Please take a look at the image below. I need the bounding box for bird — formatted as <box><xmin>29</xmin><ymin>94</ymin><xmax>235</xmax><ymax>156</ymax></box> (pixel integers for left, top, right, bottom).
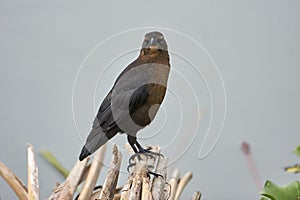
<box><xmin>79</xmin><ymin>31</ymin><xmax>170</xmax><ymax>161</ymax></box>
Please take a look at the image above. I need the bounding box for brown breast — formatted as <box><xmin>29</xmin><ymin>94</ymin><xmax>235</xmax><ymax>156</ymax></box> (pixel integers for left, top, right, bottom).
<box><xmin>131</xmin><ymin>50</ymin><xmax>170</xmax><ymax>127</ymax></box>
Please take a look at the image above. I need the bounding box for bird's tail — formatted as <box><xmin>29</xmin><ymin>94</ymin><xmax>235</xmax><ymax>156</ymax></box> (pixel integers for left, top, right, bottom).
<box><xmin>79</xmin><ymin>146</ymin><xmax>92</xmax><ymax>161</ymax></box>
<box><xmin>79</xmin><ymin>128</ymin><xmax>117</xmax><ymax>161</ymax></box>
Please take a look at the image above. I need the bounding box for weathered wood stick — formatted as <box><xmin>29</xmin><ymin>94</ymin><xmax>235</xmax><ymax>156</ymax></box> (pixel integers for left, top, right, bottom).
<box><xmin>151</xmin><ymin>157</ymin><xmax>167</xmax><ymax>200</ymax></box>
<box><xmin>78</xmin><ymin>144</ymin><xmax>106</xmax><ymax>200</ymax></box>
<box><xmin>129</xmin><ymin>171</ymin><xmax>144</xmax><ymax>200</ymax></box>
<box><xmin>191</xmin><ymin>191</ymin><xmax>201</xmax><ymax>200</ymax></box>
<box><xmin>48</xmin><ymin>158</ymin><xmax>89</xmax><ymax>200</ymax></box>
<box><xmin>141</xmin><ymin>177</ymin><xmax>151</xmax><ymax>200</ymax></box>
<box><xmin>88</xmin><ymin>186</ymin><xmax>122</xmax><ymax>200</ymax></box>
<box><xmin>168</xmin><ymin>169</ymin><xmax>180</xmax><ymax>200</ymax></box>
<box><xmin>27</xmin><ymin>143</ymin><xmax>39</xmax><ymax>200</ymax></box>
<box><xmin>124</xmin><ymin>145</ymin><xmax>164</xmax><ymax>200</ymax></box>
<box><xmin>99</xmin><ymin>145</ymin><xmax>122</xmax><ymax>200</ymax></box>
<box><xmin>78</xmin><ymin>163</ymin><xmax>91</xmax><ymax>185</ymax></box>
<box><xmin>174</xmin><ymin>172</ymin><xmax>193</xmax><ymax>200</ymax></box>
<box><xmin>0</xmin><ymin>162</ymin><xmax>28</xmax><ymax>200</ymax></box>
<box><xmin>129</xmin><ymin>155</ymin><xmax>148</xmax><ymax>200</ymax></box>
<box><xmin>120</xmin><ymin>177</ymin><xmax>133</xmax><ymax>200</ymax></box>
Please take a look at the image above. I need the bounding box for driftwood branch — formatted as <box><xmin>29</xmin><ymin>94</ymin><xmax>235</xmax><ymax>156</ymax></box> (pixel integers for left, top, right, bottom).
<box><xmin>168</xmin><ymin>169</ymin><xmax>180</xmax><ymax>200</ymax></box>
<box><xmin>48</xmin><ymin>158</ymin><xmax>89</xmax><ymax>200</ymax></box>
<box><xmin>120</xmin><ymin>176</ymin><xmax>133</xmax><ymax>200</ymax></box>
<box><xmin>191</xmin><ymin>191</ymin><xmax>202</xmax><ymax>200</ymax></box>
<box><xmin>2</xmin><ymin>143</ymin><xmax>200</xmax><ymax>200</ymax></box>
<box><xmin>78</xmin><ymin>145</ymin><xmax>107</xmax><ymax>200</ymax></box>
<box><xmin>99</xmin><ymin>145</ymin><xmax>122</xmax><ymax>200</ymax></box>
<box><xmin>151</xmin><ymin>155</ymin><xmax>168</xmax><ymax>199</ymax></box>
<box><xmin>27</xmin><ymin>143</ymin><xmax>39</xmax><ymax>200</ymax></box>
<box><xmin>141</xmin><ymin>177</ymin><xmax>150</xmax><ymax>200</ymax></box>
<box><xmin>122</xmin><ymin>145</ymin><xmax>171</xmax><ymax>200</ymax></box>
<box><xmin>174</xmin><ymin>172</ymin><xmax>193</xmax><ymax>200</ymax></box>
<box><xmin>0</xmin><ymin>162</ymin><xmax>28</xmax><ymax>200</ymax></box>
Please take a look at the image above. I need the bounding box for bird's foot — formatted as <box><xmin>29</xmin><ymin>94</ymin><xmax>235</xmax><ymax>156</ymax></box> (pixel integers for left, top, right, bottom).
<box><xmin>126</xmin><ymin>163</ymin><xmax>162</xmax><ymax>178</ymax></box>
<box><xmin>138</xmin><ymin>147</ymin><xmax>164</xmax><ymax>158</ymax></box>
<box><xmin>127</xmin><ymin>163</ymin><xmax>136</xmax><ymax>173</ymax></box>
<box><xmin>129</xmin><ymin>151</ymin><xmax>156</xmax><ymax>163</ymax></box>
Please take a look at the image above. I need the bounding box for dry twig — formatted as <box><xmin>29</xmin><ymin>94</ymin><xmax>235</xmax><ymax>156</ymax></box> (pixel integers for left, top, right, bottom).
<box><xmin>99</xmin><ymin>145</ymin><xmax>122</xmax><ymax>200</ymax></box>
<box><xmin>174</xmin><ymin>172</ymin><xmax>193</xmax><ymax>200</ymax></box>
<box><xmin>151</xmin><ymin>156</ymin><xmax>168</xmax><ymax>199</ymax></box>
<box><xmin>0</xmin><ymin>162</ymin><xmax>28</xmax><ymax>200</ymax></box>
<box><xmin>48</xmin><ymin>158</ymin><xmax>89</xmax><ymax>200</ymax></box>
<box><xmin>78</xmin><ymin>145</ymin><xmax>107</xmax><ymax>200</ymax></box>
<box><xmin>191</xmin><ymin>191</ymin><xmax>202</xmax><ymax>200</ymax></box>
<box><xmin>168</xmin><ymin>169</ymin><xmax>180</xmax><ymax>200</ymax></box>
<box><xmin>27</xmin><ymin>143</ymin><xmax>39</xmax><ymax>200</ymax></box>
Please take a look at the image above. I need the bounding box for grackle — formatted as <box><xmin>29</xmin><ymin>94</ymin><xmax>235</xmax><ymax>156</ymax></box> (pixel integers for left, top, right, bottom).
<box><xmin>79</xmin><ymin>31</ymin><xmax>170</xmax><ymax>161</ymax></box>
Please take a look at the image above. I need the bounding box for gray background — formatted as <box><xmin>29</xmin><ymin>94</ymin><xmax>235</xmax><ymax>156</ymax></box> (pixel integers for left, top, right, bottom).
<box><xmin>1</xmin><ymin>1</ymin><xmax>300</xmax><ymax>199</ymax></box>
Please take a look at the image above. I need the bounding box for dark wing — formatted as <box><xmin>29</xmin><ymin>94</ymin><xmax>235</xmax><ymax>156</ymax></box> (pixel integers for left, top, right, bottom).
<box><xmin>96</xmin><ymin>85</ymin><xmax>148</xmax><ymax>133</ymax></box>
<box><xmin>96</xmin><ymin>62</ymin><xmax>152</xmax><ymax>133</ymax></box>
<box><xmin>80</xmin><ymin>84</ymin><xmax>148</xmax><ymax>161</ymax></box>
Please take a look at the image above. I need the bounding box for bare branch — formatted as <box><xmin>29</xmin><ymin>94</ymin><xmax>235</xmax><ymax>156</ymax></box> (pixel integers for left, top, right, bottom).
<box><xmin>99</xmin><ymin>145</ymin><xmax>122</xmax><ymax>200</ymax></box>
<box><xmin>0</xmin><ymin>162</ymin><xmax>28</xmax><ymax>200</ymax></box>
<box><xmin>48</xmin><ymin>158</ymin><xmax>89</xmax><ymax>200</ymax></box>
<box><xmin>27</xmin><ymin>143</ymin><xmax>39</xmax><ymax>200</ymax></box>
<box><xmin>168</xmin><ymin>169</ymin><xmax>180</xmax><ymax>200</ymax></box>
<box><xmin>174</xmin><ymin>172</ymin><xmax>193</xmax><ymax>200</ymax></box>
<box><xmin>78</xmin><ymin>145</ymin><xmax>106</xmax><ymax>200</ymax></box>
<box><xmin>191</xmin><ymin>191</ymin><xmax>202</xmax><ymax>200</ymax></box>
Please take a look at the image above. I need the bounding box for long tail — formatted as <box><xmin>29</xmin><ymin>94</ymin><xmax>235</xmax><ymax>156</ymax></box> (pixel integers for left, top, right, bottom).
<box><xmin>79</xmin><ymin>127</ymin><xmax>117</xmax><ymax>161</ymax></box>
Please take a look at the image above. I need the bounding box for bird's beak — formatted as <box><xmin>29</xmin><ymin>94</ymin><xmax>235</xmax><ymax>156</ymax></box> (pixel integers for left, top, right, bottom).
<box><xmin>148</xmin><ymin>37</ymin><xmax>158</xmax><ymax>50</ymax></box>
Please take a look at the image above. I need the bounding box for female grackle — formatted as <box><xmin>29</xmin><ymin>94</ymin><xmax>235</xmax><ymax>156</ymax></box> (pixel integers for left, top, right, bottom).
<box><xmin>79</xmin><ymin>31</ymin><xmax>171</xmax><ymax>161</ymax></box>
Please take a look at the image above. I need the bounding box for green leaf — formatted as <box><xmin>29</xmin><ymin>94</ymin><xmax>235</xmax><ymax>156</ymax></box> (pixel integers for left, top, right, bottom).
<box><xmin>260</xmin><ymin>197</ymin><xmax>272</xmax><ymax>200</ymax></box>
<box><xmin>39</xmin><ymin>150</ymin><xmax>69</xmax><ymax>178</ymax></box>
<box><xmin>260</xmin><ymin>180</ymin><xmax>300</xmax><ymax>200</ymax></box>
<box><xmin>293</xmin><ymin>145</ymin><xmax>300</xmax><ymax>157</ymax></box>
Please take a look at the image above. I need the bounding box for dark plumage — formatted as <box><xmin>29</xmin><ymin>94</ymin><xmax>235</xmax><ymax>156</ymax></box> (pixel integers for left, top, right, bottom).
<box><xmin>79</xmin><ymin>31</ymin><xmax>170</xmax><ymax>161</ymax></box>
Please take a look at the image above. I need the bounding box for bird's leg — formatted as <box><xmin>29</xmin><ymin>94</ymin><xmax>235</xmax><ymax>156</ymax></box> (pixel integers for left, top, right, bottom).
<box><xmin>135</xmin><ymin>140</ymin><xmax>164</xmax><ymax>178</ymax></box>
<box><xmin>127</xmin><ymin>135</ymin><xmax>139</xmax><ymax>153</ymax></box>
<box><xmin>126</xmin><ymin>135</ymin><xmax>164</xmax><ymax>177</ymax></box>
<box><xmin>127</xmin><ymin>135</ymin><xmax>156</xmax><ymax>161</ymax></box>
<box><xmin>127</xmin><ymin>135</ymin><xmax>143</xmax><ymax>163</ymax></box>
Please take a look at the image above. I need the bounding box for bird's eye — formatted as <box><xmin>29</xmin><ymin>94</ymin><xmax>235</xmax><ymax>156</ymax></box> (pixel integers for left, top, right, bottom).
<box><xmin>157</xmin><ymin>38</ymin><xmax>164</xmax><ymax>44</ymax></box>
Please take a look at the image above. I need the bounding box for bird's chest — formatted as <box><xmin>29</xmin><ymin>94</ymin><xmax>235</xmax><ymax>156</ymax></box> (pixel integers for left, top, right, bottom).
<box><xmin>132</xmin><ymin>63</ymin><xmax>170</xmax><ymax>126</ymax></box>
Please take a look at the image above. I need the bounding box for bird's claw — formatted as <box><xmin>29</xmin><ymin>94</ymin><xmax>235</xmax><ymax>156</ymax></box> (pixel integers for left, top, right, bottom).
<box><xmin>129</xmin><ymin>153</ymin><xmax>143</xmax><ymax>163</ymax></box>
<box><xmin>138</xmin><ymin>148</ymin><xmax>164</xmax><ymax>158</ymax></box>
<box><xmin>147</xmin><ymin>171</ymin><xmax>163</xmax><ymax>178</ymax></box>
<box><xmin>127</xmin><ymin>163</ymin><xmax>163</xmax><ymax>178</ymax></box>
<box><xmin>129</xmin><ymin>152</ymin><xmax>156</xmax><ymax>163</ymax></box>
<box><xmin>127</xmin><ymin>163</ymin><xmax>136</xmax><ymax>173</ymax></box>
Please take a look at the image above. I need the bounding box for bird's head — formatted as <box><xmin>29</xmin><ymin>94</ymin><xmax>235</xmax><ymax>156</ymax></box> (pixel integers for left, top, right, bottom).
<box><xmin>141</xmin><ymin>31</ymin><xmax>168</xmax><ymax>54</ymax></box>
